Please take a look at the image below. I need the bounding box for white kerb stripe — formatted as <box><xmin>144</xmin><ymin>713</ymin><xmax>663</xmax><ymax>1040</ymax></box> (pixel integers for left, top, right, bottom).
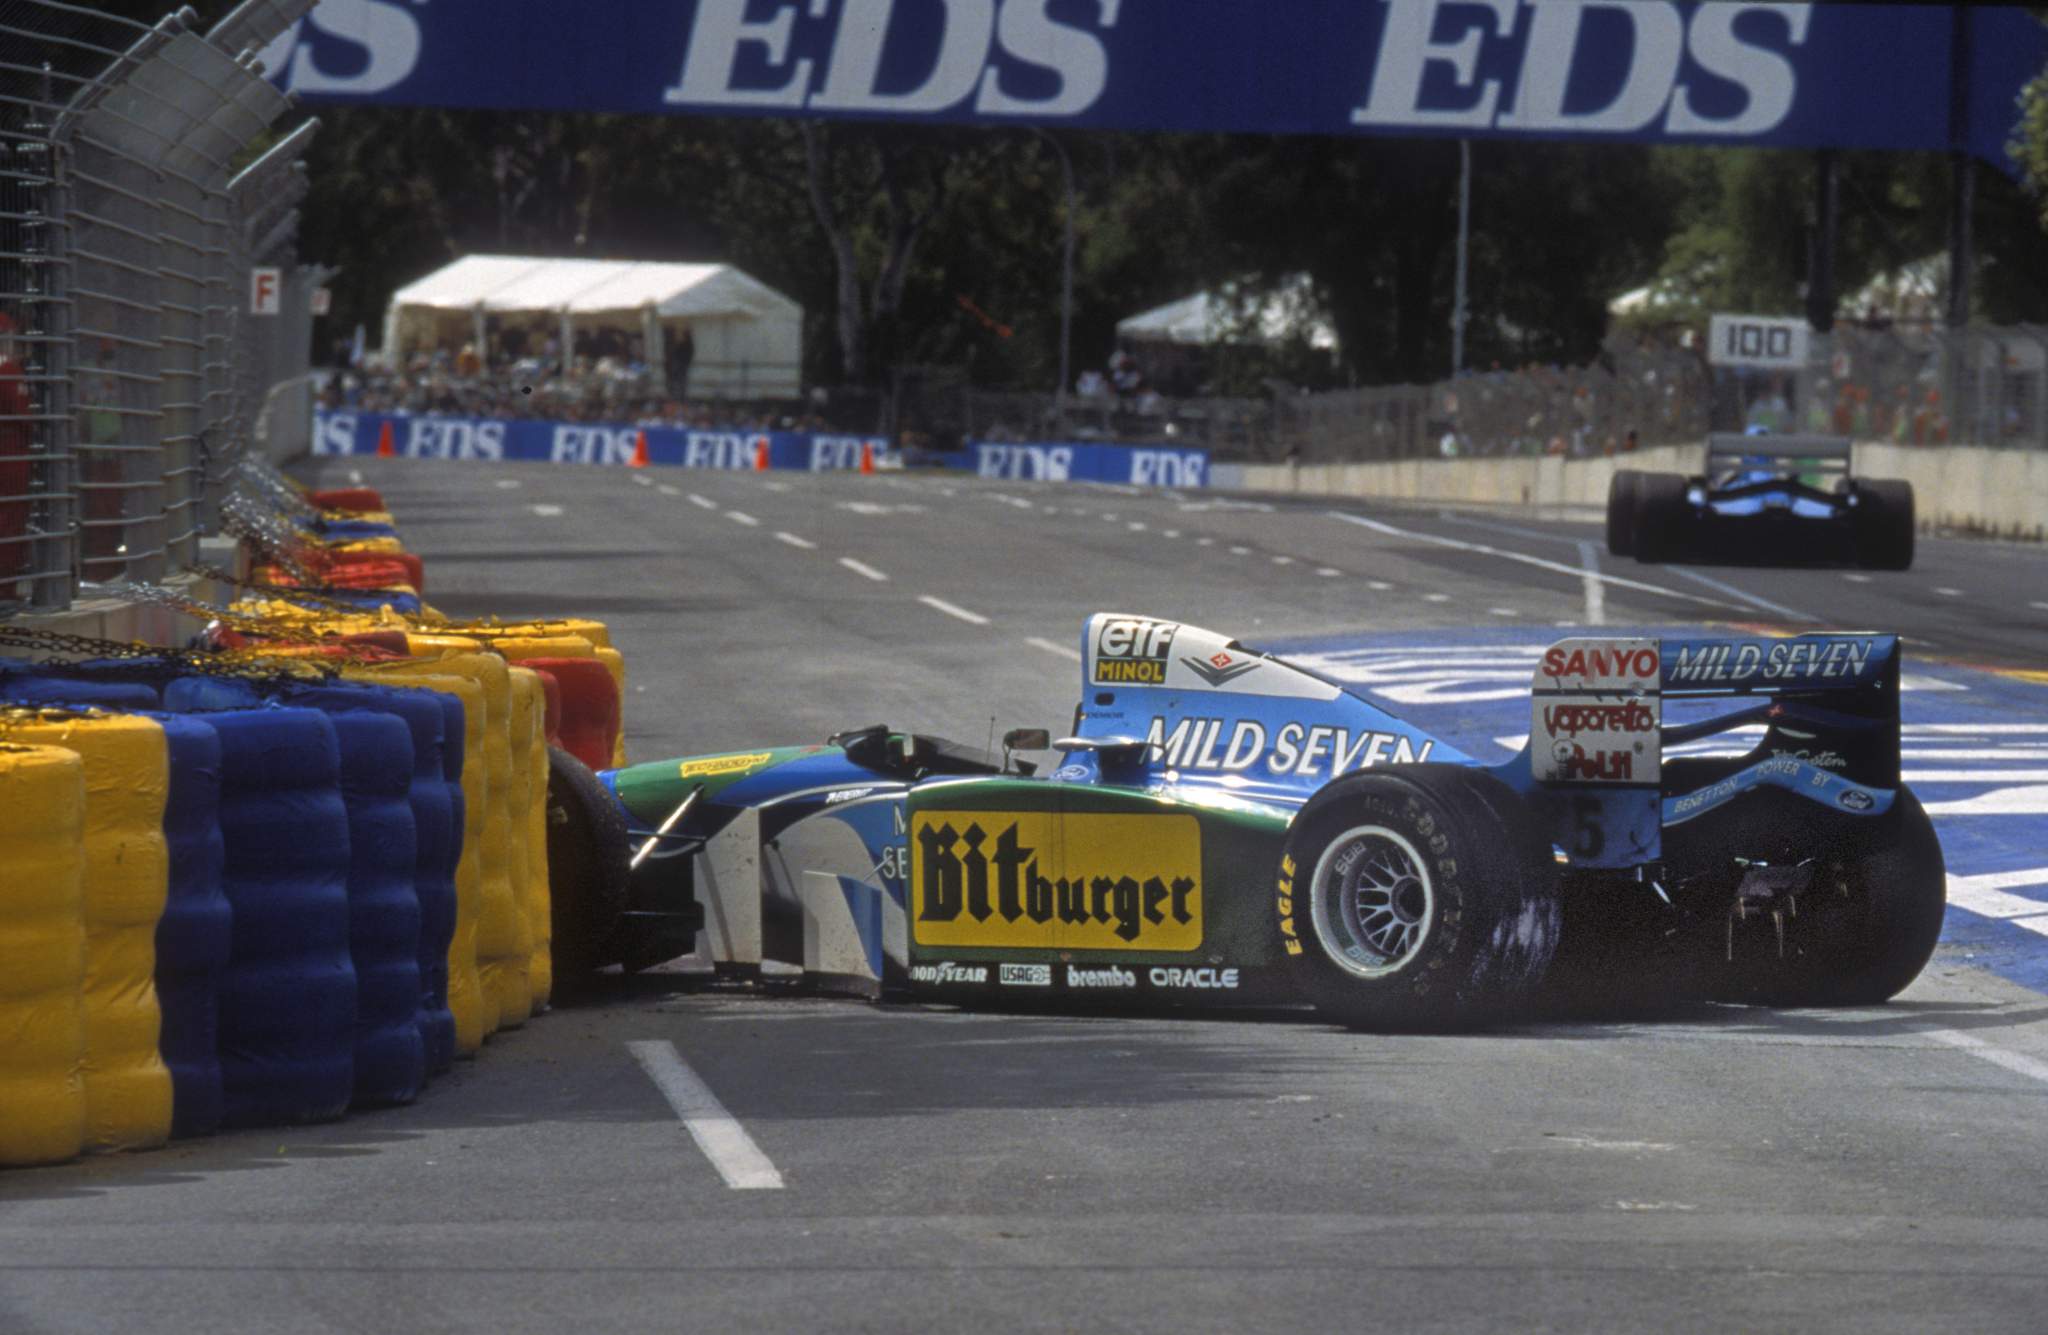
<box><xmin>627</xmin><ymin>1040</ymin><xmax>784</xmax><ymax>1190</ymax></box>
<box><xmin>919</xmin><ymin>594</ymin><xmax>991</xmax><ymax>625</ymax></box>
<box><xmin>839</xmin><ymin>557</ymin><xmax>889</xmax><ymax>582</ymax></box>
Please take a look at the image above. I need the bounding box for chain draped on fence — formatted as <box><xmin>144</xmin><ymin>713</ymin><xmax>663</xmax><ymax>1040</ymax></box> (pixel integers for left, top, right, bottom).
<box><xmin>0</xmin><ymin>0</ymin><xmax>317</xmax><ymax>614</ymax></box>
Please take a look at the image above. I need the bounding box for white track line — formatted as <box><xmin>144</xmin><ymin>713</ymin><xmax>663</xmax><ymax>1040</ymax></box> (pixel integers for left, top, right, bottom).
<box><xmin>493</xmin><ymin>478</ymin><xmax>521</xmax><ymax>490</ymax></box>
<box><xmin>839</xmin><ymin>557</ymin><xmax>889</xmax><ymax>582</ymax></box>
<box><xmin>1317</xmin><ymin>567</ymin><xmax>1342</xmax><ymax>578</ymax></box>
<box><xmin>1576</xmin><ymin>540</ymin><xmax>1607</xmax><ymax>626</ymax></box>
<box><xmin>918</xmin><ymin>594</ymin><xmax>990</xmax><ymax>626</ymax></box>
<box><xmin>688</xmin><ymin>494</ymin><xmax>718</xmax><ymax>510</ymax></box>
<box><xmin>1668</xmin><ymin>567</ymin><xmax>1816</xmax><ymax>622</ymax></box>
<box><xmin>626</xmin><ymin>1041</ymin><xmax>784</xmax><ymax>1190</ymax></box>
<box><xmin>1921</xmin><ymin>1028</ymin><xmax>2048</xmax><ymax>1087</ymax></box>
<box><xmin>2032</xmin><ymin>602</ymin><xmax>2048</xmax><ymax>612</ymax></box>
<box><xmin>774</xmin><ymin>531</ymin><xmax>816</xmax><ymax>550</ymax></box>
<box><xmin>1026</xmin><ymin>636</ymin><xmax>1083</xmax><ymax>662</ymax></box>
<box><xmin>529</xmin><ymin>503</ymin><xmax>564</xmax><ymax>517</ymax></box>
<box><xmin>1934</xmin><ymin>586</ymin><xmax>1964</xmax><ymax>597</ymax></box>
<box><xmin>657</xmin><ymin>483</ymin><xmax>680</xmax><ymax>496</ymax></box>
<box><xmin>726</xmin><ymin>511</ymin><xmax>760</xmax><ymax>527</ymax></box>
<box><xmin>1331</xmin><ymin>511</ymin><xmax>1742</xmax><ymax>612</ymax></box>
<box><xmin>1272</xmin><ymin>555</ymin><xmax>1295</xmax><ymax>566</ymax></box>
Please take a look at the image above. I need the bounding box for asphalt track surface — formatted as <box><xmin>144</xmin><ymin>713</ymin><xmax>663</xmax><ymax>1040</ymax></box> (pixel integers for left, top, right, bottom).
<box><xmin>5</xmin><ymin>458</ymin><xmax>2048</xmax><ymax>1334</ymax></box>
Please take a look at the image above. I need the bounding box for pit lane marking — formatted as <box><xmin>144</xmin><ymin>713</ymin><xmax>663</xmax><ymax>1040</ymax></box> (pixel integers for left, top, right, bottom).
<box><xmin>774</xmin><ymin>531</ymin><xmax>817</xmax><ymax>550</ymax></box>
<box><xmin>688</xmin><ymin>494</ymin><xmax>718</xmax><ymax>510</ymax></box>
<box><xmin>919</xmin><ymin>595</ymin><xmax>991</xmax><ymax>626</ymax></box>
<box><xmin>1922</xmin><ymin>1027</ymin><xmax>2048</xmax><ymax>1087</ymax></box>
<box><xmin>726</xmin><ymin>511</ymin><xmax>761</xmax><ymax>527</ymax></box>
<box><xmin>1027</xmin><ymin>636</ymin><xmax>1083</xmax><ymax>662</ymax></box>
<box><xmin>1667</xmin><ymin>567</ymin><xmax>1817</xmax><ymax>623</ymax></box>
<box><xmin>1576</xmin><ymin>540</ymin><xmax>1607</xmax><ymax>626</ymax></box>
<box><xmin>839</xmin><ymin>557</ymin><xmax>889</xmax><ymax>582</ymax></box>
<box><xmin>626</xmin><ymin>1041</ymin><xmax>784</xmax><ymax>1190</ymax></box>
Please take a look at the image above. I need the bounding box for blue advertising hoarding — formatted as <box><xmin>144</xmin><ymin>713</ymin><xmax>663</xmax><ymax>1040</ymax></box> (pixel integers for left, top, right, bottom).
<box><xmin>260</xmin><ymin>2</ymin><xmax>2046</xmax><ymax>167</ymax></box>
<box><xmin>310</xmin><ymin>411</ymin><xmax>1211</xmax><ymax>486</ymax></box>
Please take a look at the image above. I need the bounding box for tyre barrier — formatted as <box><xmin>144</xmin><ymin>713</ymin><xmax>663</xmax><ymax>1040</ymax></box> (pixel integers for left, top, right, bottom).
<box><xmin>0</xmin><ymin>710</ymin><xmax>173</xmax><ymax>1153</ymax></box>
<box><xmin>509</xmin><ymin>667</ymin><xmax>553</xmax><ymax>1010</ymax></box>
<box><xmin>296</xmin><ymin>697</ymin><xmax>425</xmax><ymax>1109</ymax></box>
<box><xmin>0</xmin><ymin>743</ymin><xmax>88</xmax><ymax>1167</ymax></box>
<box><xmin>145</xmin><ymin>713</ymin><xmax>231</xmax><ymax>1141</ymax></box>
<box><xmin>518</xmin><ymin>656</ymin><xmax>620</xmax><ymax>773</ymax></box>
<box><xmin>208</xmin><ymin>706</ymin><xmax>357</xmax><ymax>1128</ymax></box>
<box><xmin>304</xmin><ymin>487</ymin><xmax>386</xmax><ymax>513</ymax></box>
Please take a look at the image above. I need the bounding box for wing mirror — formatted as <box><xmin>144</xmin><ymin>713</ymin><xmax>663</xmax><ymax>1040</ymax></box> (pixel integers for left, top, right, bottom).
<box><xmin>1003</xmin><ymin>728</ymin><xmax>1051</xmax><ymax>752</ymax></box>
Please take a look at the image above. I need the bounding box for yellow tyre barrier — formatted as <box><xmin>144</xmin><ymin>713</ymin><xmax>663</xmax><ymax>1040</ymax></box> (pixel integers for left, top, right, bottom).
<box><xmin>1</xmin><ymin>712</ymin><xmax>172</xmax><ymax>1153</ymax></box>
<box><xmin>509</xmin><ymin>669</ymin><xmax>553</xmax><ymax>1010</ymax></box>
<box><xmin>490</xmin><ymin>667</ymin><xmax>539</xmax><ymax>1028</ymax></box>
<box><xmin>0</xmin><ymin>743</ymin><xmax>88</xmax><ymax>1167</ymax></box>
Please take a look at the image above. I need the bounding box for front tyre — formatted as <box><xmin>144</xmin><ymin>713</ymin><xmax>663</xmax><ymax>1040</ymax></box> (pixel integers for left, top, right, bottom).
<box><xmin>1277</xmin><ymin>766</ymin><xmax>1560</xmax><ymax>1031</ymax></box>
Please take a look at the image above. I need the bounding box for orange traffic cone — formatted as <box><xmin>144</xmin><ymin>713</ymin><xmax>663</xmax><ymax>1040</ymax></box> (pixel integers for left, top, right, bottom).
<box><xmin>629</xmin><ymin>430</ymin><xmax>649</xmax><ymax>469</ymax></box>
<box><xmin>753</xmin><ymin>438</ymin><xmax>770</xmax><ymax>472</ymax></box>
<box><xmin>858</xmin><ymin>441</ymin><xmax>875</xmax><ymax>475</ymax></box>
<box><xmin>375</xmin><ymin>419</ymin><xmax>395</xmax><ymax>459</ymax></box>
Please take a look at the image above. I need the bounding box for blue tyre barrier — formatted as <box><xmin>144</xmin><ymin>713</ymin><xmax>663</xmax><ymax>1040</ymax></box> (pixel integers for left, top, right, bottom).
<box><xmin>209</xmin><ymin>707</ymin><xmax>357</xmax><ymax>1127</ymax></box>
<box><xmin>313</xmin><ymin>520</ymin><xmax>400</xmax><ymax>541</ymax></box>
<box><xmin>162</xmin><ymin>677</ymin><xmax>263</xmax><ymax>714</ymax></box>
<box><xmin>0</xmin><ymin>672</ymin><xmax>161</xmax><ymax>710</ymax></box>
<box><xmin>144</xmin><ymin>712</ymin><xmax>231</xmax><ymax>1140</ymax></box>
<box><xmin>284</xmin><ymin>686</ymin><xmax>427</xmax><ymax>1106</ymax></box>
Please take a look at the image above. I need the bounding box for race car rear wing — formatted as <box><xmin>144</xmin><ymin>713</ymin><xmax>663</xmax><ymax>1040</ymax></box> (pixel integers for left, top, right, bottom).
<box><xmin>1514</xmin><ymin>633</ymin><xmax>1901</xmax><ymax>868</ymax></box>
<box><xmin>1705</xmin><ymin>432</ymin><xmax>1853</xmax><ymax>476</ymax></box>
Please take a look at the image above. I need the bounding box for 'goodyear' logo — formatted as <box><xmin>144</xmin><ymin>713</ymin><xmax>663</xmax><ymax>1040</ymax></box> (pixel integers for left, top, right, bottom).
<box><xmin>679</xmin><ymin>751</ymin><xmax>772</xmax><ymax>779</ymax></box>
<box><xmin>911</xmin><ymin>810</ymin><xmax>1202</xmax><ymax>951</ymax></box>
<box><xmin>1093</xmin><ymin>617</ymin><xmax>1176</xmax><ymax>686</ymax></box>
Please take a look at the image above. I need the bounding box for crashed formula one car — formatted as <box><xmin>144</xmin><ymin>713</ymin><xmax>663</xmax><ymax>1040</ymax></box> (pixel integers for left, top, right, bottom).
<box><xmin>1607</xmin><ymin>432</ymin><xmax>1916</xmax><ymax>570</ymax></box>
<box><xmin>545</xmin><ymin>614</ymin><xmax>1946</xmax><ymax>1030</ymax></box>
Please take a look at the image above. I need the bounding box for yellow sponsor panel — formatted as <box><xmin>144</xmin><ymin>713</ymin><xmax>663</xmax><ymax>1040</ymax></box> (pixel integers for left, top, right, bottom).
<box><xmin>911</xmin><ymin>810</ymin><xmax>1203</xmax><ymax>951</ymax></box>
<box><xmin>680</xmin><ymin>752</ymin><xmax>772</xmax><ymax>779</ymax></box>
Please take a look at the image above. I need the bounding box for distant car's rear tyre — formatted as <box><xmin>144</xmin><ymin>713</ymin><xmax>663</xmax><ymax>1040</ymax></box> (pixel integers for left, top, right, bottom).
<box><xmin>1675</xmin><ymin>787</ymin><xmax>1945</xmax><ymax>1007</ymax></box>
<box><xmin>1277</xmin><ymin>765</ymin><xmax>1560</xmax><ymax>1031</ymax></box>
<box><xmin>1853</xmin><ymin>479</ymin><xmax>1915</xmax><ymax>571</ymax></box>
<box><xmin>1632</xmin><ymin>473</ymin><xmax>1690</xmax><ymax>563</ymax></box>
<box><xmin>1606</xmin><ymin>470</ymin><xmax>1643</xmax><ymax>557</ymax></box>
<box><xmin>545</xmin><ymin>745</ymin><xmax>629</xmax><ymax>984</ymax></box>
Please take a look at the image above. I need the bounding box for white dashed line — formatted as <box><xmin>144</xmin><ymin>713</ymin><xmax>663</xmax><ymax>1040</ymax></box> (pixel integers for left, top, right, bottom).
<box><xmin>1230</xmin><ymin>546</ymin><xmax>1251</xmax><ymax>556</ymax></box>
<box><xmin>1423</xmin><ymin>593</ymin><xmax>1451</xmax><ymax>603</ymax></box>
<box><xmin>529</xmin><ymin>503</ymin><xmax>564</xmax><ymax>517</ymax></box>
<box><xmin>627</xmin><ymin>1041</ymin><xmax>784</xmax><ymax>1190</ymax></box>
<box><xmin>348</xmin><ymin>468</ymin><xmax>364</xmax><ymax>485</ymax></box>
<box><xmin>763</xmin><ymin>481</ymin><xmax>792</xmax><ymax>493</ymax></box>
<box><xmin>918</xmin><ymin>595</ymin><xmax>991</xmax><ymax>626</ymax></box>
<box><xmin>1102</xmin><ymin>514</ymin><xmax>1119</xmax><ymax>523</ymax></box>
<box><xmin>1128</xmin><ymin>522</ymin><xmax>1147</xmax><ymax>532</ymax></box>
<box><xmin>493</xmin><ymin>478</ymin><xmax>521</xmax><ymax>490</ymax></box>
<box><xmin>657</xmin><ymin>484</ymin><xmax>681</xmax><ymax>496</ymax></box>
<box><xmin>1490</xmin><ymin>607</ymin><xmax>1518</xmax><ymax>617</ymax></box>
<box><xmin>727</xmin><ymin>511</ymin><xmax>760</xmax><ymax>527</ymax></box>
<box><xmin>774</xmin><ymin>531</ymin><xmax>816</xmax><ymax>550</ymax></box>
<box><xmin>1576</xmin><ymin>540</ymin><xmax>1607</xmax><ymax>626</ymax></box>
<box><xmin>1164</xmin><ymin>530</ymin><xmax>1181</xmax><ymax>539</ymax></box>
<box><xmin>632</xmin><ymin>474</ymin><xmax>652</xmax><ymax>487</ymax></box>
<box><xmin>1026</xmin><ymin>636</ymin><xmax>1083</xmax><ymax>662</ymax></box>
<box><xmin>1197</xmin><ymin>537</ymin><xmax>1215</xmax><ymax>547</ymax></box>
<box><xmin>1367</xmin><ymin>581</ymin><xmax>1393</xmax><ymax>592</ymax></box>
<box><xmin>839</xmin><ymin>557</ymin><xmax>889</xmax><ymax>582</ymax></box>
<box><xmin>1933</xmin><ymin>587</ymin><xmax>1964</xmax><ymax>597</ymax></box>
<box><xmin>1844</xmin><ymin>573</ymin><xmax>1872</xmax><ymax>583</ymax></box>
<box><xmin>2033</xmin><ymin>602</ymin><xmax>2048</xmax><ymax>612</ymax></box>
<box><xmin>1272</xmin><ymin>555</ymin><xmax>1295</xmax><ymax>566</ymax></box>
<box><xmin>1317</xmin><ymin>568</ymin><xmax>1343</xmax><ymax>578</ymax></box>
<box><xmin>688</xmin><ymin>494</ymin><xmax>718</xmax><ymax>510</ymax></box>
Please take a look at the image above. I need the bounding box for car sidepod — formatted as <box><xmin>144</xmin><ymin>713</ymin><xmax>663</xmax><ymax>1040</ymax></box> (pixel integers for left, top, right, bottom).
<box><xmin>901</xmin><ymin>776</ymin><xmax>1296</xmax><ymax>1008</ymax></box>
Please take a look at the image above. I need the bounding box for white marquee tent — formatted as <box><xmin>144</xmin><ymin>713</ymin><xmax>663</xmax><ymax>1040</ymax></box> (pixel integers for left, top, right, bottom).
<box><xmin>382</xmin><ymin>254</ymin><xmax>803</xmax><ymax>398</ymax></box>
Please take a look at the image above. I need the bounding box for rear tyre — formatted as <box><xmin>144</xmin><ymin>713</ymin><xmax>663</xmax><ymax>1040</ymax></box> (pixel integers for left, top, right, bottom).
<box><xmin>1632</xmin><ymin>473</ymin><xmax>1690</xmax><ymax>563</ymax></box>
<box><xmin>1853</xmin><ymin>479</ymin><xmax>1915</xmax><ymax>571</ymax></box>
<box><xmin>1606</xmin><ymin>470</ymin><xmax>1642</xmax><ymax>557</ymax></box>
<box><xmin>1277</xmin><ymin>765</ymin><xmax>1560</xmax><ymax>1031</ymax></box>
<box><xmin>544</xmin><ymin>745</ymin><xmax>629</xmax><ymax>983</ymax></box>
<box><xmin>1675</xmin><ymin>787</ymin><xmax>1945</xmax><ymax>1007</ymax></box>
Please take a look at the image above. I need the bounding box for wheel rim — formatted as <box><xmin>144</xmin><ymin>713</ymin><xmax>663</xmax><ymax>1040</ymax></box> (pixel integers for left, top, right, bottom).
<box><xmin>1308</xmin><ymin>824</ymin><xmax>1434</xmax><ymax>980</ymax></box>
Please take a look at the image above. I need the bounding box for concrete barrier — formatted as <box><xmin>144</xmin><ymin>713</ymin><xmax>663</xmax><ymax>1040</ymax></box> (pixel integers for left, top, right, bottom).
<box><xmin>1238</xmin><ymin>442</ymin><xmax>2044</xmax><ymax>541</ymax></box>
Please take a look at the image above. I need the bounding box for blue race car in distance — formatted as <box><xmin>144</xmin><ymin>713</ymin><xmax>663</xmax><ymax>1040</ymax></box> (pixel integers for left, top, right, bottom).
<box><xmin>1607</xmin><ymin>432</ymin><xmax>1915</xmax><ymax>570</ymax></box>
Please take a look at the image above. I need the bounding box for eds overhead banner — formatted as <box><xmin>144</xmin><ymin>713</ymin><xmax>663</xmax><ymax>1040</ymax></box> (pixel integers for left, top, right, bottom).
<box><xmin>259</xmin><ymin>2</ymin><xmax>2046</xmax><ymax>167</ymax></box>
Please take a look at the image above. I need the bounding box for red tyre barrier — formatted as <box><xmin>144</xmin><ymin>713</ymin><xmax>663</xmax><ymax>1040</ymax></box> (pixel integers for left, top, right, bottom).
<box><xmin>517</xmin><ymin>658</ymin><xmax>618</xmax><ymax>773</ymax></box>
<box><xmin>306</xmin><ymin>487</ymin><xmax>385</xmax><ymax>513</ymax></box>
<box><xmin>532</xmin><ymin>668</ymin><xmax>562</xmax><ymax>748</ymax></box>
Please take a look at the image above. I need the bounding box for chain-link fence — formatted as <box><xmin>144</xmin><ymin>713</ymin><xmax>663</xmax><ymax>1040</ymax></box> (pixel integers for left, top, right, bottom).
<box><xmin>1798</xmin><ymin>324</ymin><xmax>2048</xmax><ymax>450</ymax></box>
<box><xmin>0</xmin><ymin>0</ymin><xmax>316</xmax><ymax>614</ymax></box>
